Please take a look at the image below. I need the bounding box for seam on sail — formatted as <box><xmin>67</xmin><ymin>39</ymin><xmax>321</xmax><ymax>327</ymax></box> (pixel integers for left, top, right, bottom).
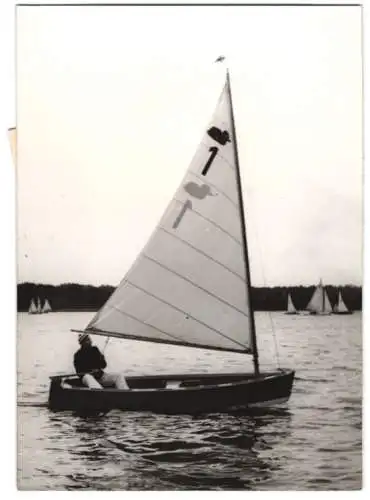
<box><xmin>142</xmin><ymin>254</ymin><xmax>250</xmax><ymax>320</ymax></box>
<box><xmin>85</xmin><ymin>328</ymin><xmax>250</xmax><ymax>354</ymax></box>
<box><xmin>188</xmin><ymin>170</ymin><xmax>238</xmax><ymax>208</ymax></box>
<box><xmin>173</xmin><ymin>198</ymin><xmax>243</xmax><ymax>246</ymax></box>
<box><xmin>108</xmin><ymin>305</ymin><xmax>190</xmax><ymax>344</ymax></box>
<box><xmin>86</xmin><ymin>278</ymin><xmax>133</xmax><ymax>329</ymax></box>
<box><xmin>158</xmin><ymin>226</ymin><xmax>245</xmax><ymax>282</ymax></box>
<box><xmin>123</xmin><ymin>279</ymin><xmax>250</xmax><ymax>350</ymax></box>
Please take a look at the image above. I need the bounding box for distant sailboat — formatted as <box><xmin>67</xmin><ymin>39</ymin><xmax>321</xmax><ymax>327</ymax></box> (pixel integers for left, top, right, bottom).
<box><xmin>42</xmin><ymin>299</ymin><xmax>52</xmax><ymax>314</ymax></box>
<box><xmin>28</xmin><ymin>297</ymin><xmax>52</xmax><ymax>314</ymax></box>
<box><xmin>333</xmin><ymin>290</ymin><xmax>353</xmax><ymax>315</ymax></box>
<box><xmin>28</xmin><ymin>299</ymin><xmax>38</xmax><ymax>314</ymax></box>
<box><xmin>306</xmin><ymin>280</ymin><xmax>332</xmax><ymax>315</ymax></box>
<box><xmin>285</xmin><ymin>293</ymin><xmax>298</xmax><ymax>315</ymax></box>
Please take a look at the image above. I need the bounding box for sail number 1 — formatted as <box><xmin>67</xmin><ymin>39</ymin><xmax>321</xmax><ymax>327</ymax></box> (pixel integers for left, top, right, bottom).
<box><xmin>201</xmin><ymin>147</ymin><xmax>218</xmax><ymax>176</ymax></box>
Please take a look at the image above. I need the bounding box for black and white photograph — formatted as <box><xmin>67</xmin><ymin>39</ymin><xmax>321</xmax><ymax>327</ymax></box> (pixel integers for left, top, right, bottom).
<box><xmin>13</xmin><ymin>2</ymin><xmax>362</xmax><ymax>491</ymax></box>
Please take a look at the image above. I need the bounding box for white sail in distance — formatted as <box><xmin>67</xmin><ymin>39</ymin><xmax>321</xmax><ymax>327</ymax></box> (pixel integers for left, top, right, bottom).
<box><xmin>335</xmin><ymin>291</ymin><xmax>349</xmax><ymax>313</ymax></box>
<box><xmin>306</xmin><ymin>281</ymin><xmax>332</xmax><ymax>314</ymax></box>
<box><xmin>42</xmin><ymin>299</ymin><xmax>52</xmax><ymax>313</ymax></box>
<box><xmin>287</xmin><ymin>294</ymin><xmax>297</xmax><ymax>314</ymax></box>
<box><xmin>323</xmin><ymin>290</ymin><xmax>332</xmax><ymax>314</ymax></box>
<box><xmin>28</xmin><ymin>299</ymin><xmax>37</xmax><ymax>314</ymax></box>
<box><xmin>85</xmin><ymin>76</ymin><xmax>253</xmax><ymax>354</ymax></box>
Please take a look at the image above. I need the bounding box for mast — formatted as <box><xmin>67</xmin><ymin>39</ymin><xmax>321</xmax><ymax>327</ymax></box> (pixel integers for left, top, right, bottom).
<box><xmin>226</xmin><ymin>69</ymin><xmax>259</xmax><ymax>375</ymax></box>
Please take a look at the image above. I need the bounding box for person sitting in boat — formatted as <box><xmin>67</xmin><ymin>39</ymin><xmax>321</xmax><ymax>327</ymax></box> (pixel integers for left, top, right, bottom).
<box><xmin>74</xmin><ymin>333</ymin><xmax>129</xmax><ymax>389</ymax></box>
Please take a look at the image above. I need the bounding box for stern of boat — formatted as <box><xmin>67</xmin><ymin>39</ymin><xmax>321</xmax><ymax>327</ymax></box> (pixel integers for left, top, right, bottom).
<box><xmin>246</xmin><ymin>368</ymin><xmax>295</xmax><ymax>408</ymax></box>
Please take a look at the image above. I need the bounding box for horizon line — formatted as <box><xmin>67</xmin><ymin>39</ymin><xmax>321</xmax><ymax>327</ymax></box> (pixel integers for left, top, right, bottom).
<box><xmin>17</xmin><ymin>281</ymin><xmax>363</xmax><ymax>288</ymax></box>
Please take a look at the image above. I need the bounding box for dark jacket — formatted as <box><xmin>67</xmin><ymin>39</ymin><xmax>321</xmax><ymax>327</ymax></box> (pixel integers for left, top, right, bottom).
<box><xmin>74</xmin><ymin>345</ymin><xmax>107</xmax><ymax>379</ymax></box>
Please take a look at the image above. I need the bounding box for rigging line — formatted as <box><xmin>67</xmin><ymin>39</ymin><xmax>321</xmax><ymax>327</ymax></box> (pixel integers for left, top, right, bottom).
<box><xmin>124</xmin><ymin>279</ymin><xmax>250</xmax><ymax>350</ymax></box>
<box><xmin>248</xmin><ymin>206</ymin><xmax>281</xmax><ymax>369</ymax></box>
<box><xmin>173</xmin><ymin>198</ymin><xmax>242</xmax><ymax>246</ymax></box>
<box><xmin>158</xmin><ymin>226</ymin><xmax>245</xmax><ymax>282</ymax></box>
<box><xmin>142</xmin><ymin>254</ymin><xmax>251</xmax><ymax>320</ymax></box>
<box><xmin>103</xmin><ymin>336</ymin><xmax>110</xmax><ymax>353</ymax></box>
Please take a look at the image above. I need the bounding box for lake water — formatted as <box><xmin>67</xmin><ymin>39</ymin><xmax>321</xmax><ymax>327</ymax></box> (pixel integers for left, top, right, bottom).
<box><xmin>17</xmin><ymin>311</ymin><xmax>362</xmax><ymax>490</ymax></box>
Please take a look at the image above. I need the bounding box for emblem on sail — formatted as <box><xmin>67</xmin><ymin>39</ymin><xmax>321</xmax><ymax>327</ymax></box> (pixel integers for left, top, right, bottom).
<box><xmin>183</xmin><ymin>182</ymin><xmax>215</xmax><ymax>200</ymax></box>
<box><xmin>207</xmin><ymin>126</ymin><xmax>231</xmax><ymax>146</ymax></box>
<box><xmin>85</xmin><ymin>78</ymin><xmax>253</xmax><ymax>354</ymax></box>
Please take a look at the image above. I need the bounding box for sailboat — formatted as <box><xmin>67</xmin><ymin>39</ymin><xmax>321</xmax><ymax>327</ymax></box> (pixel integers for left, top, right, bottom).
<box><xmin>28</xmin><ymin>297</ymin><xmax>42</xmax><ymax>314</ymax></box>
<box><xmin>333</xmin><ymin>289</ymin><xmax>353</xmax><ymax>315</ymax></box>
<box><xmin>28</xmin><ymin>298</ymin><xmax>38</xmax><ymax>314</ymax></box>
<box><xmin>305</xmin><ymin>280</ymin><xmax>332</xmax><ymax>315</ymax></box>
<box><xmin>285</xmin><ymin>292</ymin><xmax>298</xmax><ymax>315</ymax></box>
<box><xmin>28</xmin><ymin>297</ymin><xmax>52</xmax><ymax>314</ymax></box>
<box><xmin>42</xmin><ymin>299</ymin><xmax>52</xmax><ymax>314</ymax></box>
<box><xmin>48</xmin><ymin>68</ymin><xmax>295</xmax><ymax>413</ymax></box>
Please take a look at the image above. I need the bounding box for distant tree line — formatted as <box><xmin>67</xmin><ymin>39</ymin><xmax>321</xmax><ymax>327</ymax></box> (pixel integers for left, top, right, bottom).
<box><xmin>17</xmin><ymin>282</ymin><xmax>362</xmax><ymax>312</ymax></box>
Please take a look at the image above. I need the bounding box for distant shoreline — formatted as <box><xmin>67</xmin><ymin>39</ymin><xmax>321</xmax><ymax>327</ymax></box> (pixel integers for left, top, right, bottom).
<box><xmin>17</xmin><ymin>282</ymin><xmax>362</xmax><ymax>312</ymax></box>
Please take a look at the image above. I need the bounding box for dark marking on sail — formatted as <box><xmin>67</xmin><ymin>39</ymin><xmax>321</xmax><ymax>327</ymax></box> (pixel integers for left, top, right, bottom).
<box><xmin>207</xmin><ymin>127</ymin><xmax>231</xmax><ymax>146</ymax></box>
<box><xmin>183</xmin><ymin>182</ymin><xmax>216</xmax><ymax>200</ymax></box>
<box><xmin>172</xmin><ymin>199</ymin><xmax>192</xmax><ymax>229</ymax></box>
<box><xmin>202</xmin><ymin>146</ymin><xmax>219</xmax><ymax>176</ymax></box>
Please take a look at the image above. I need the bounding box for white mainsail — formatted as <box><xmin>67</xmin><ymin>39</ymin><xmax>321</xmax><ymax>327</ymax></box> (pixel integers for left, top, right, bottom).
<box><xmin>36</xmin><ymin>297</ymin><xmax>42</xmax><ymax>314</ymax></box>
<box><xmin>85</xmin><ymin>77</ymin><xmax>253</xmax><ymax>354</ymax></box>
<box><xmin>42</xmin><ymin>299</ymin><xmax>52</xmax><ymax>313</ymax></box>
<box><xmin>286</xmin><ymin>293</ymin><xmax>297</xmax><ymax>314</ymax></box>
<box><xmin>323</xmin><ymin>290</ymin><xmax>332</xmax><ymax>314</ymax></box>
<box><xmin>28</xmin><ymin>299</ymin><xmax>37</xmax><ymax>314</ymax></box>
<box><xmin>306</xmin><ymin>281</ymin><xmax>332</xmax><ymax>314</ymax></box>
<box><xmin>334</xmin><ymin>291</ymin><xmax>349</xmax><ymax>313</ymax></box>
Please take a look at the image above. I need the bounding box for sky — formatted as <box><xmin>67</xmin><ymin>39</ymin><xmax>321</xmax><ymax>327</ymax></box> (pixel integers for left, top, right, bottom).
<box><xmin>16</xmin><ymin>4</ymin><xmax>362</xmax><ymax>287</ymax></box>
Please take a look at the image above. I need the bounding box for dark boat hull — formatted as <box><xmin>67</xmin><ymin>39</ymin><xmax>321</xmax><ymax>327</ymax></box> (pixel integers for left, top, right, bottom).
<box><xmin>48</xmin><ymin>369</ymin><xmax>295</xmax><ymax>413</ymax></box>
<box><xmin>333</xmin><ymin>311</ymin><xmax>353</xmax><ymax>315</ymax></box>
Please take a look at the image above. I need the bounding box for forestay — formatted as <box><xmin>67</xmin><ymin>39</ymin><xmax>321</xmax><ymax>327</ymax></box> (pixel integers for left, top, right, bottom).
<box><xmin>85</xmin><ymin>77</ymin><xmax>253</xmax><ymax>354</ymax></box>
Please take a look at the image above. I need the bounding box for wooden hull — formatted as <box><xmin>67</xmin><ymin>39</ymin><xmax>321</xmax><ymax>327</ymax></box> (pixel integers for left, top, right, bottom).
<box><xmin>48</xmin><ymin>369</ymin><xmax>295</xmax><ymax>413</ymax></box>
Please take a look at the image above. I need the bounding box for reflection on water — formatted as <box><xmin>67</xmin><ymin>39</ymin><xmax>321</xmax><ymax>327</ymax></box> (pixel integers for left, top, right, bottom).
<box><xmin>17</xmin><ymin>312</ymin><xmax>362</xmax><ymax>490</ymax></box>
